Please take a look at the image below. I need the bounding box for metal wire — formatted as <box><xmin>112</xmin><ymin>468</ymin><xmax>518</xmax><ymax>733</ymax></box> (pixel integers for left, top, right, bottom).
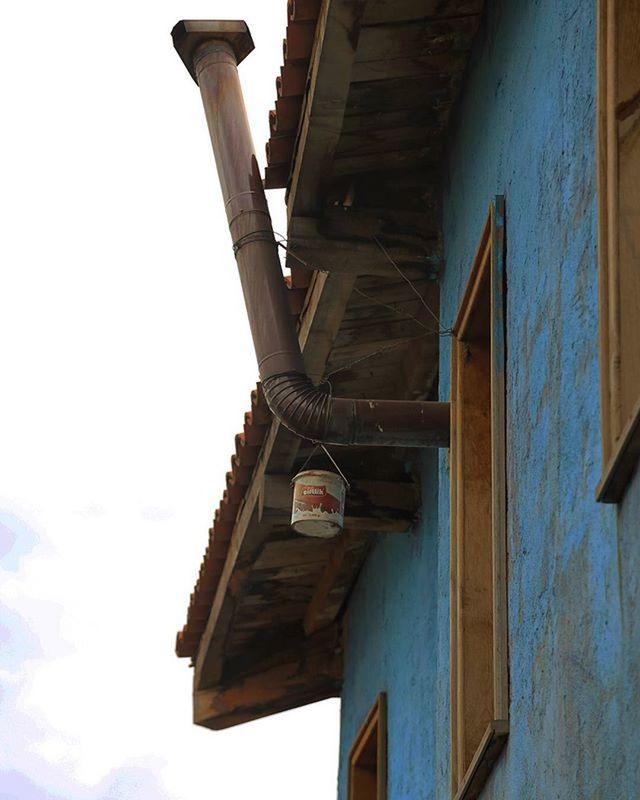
<box><xmin>372</xmin><ymin>235</ymin><xmax>452</xmax><ymax>336</ymax></box>
<box><xmin>294</xmin><ymin>442</ymin><xmax>351</xmax><ymax>490</ymax></box>
<box><xmin>320</xmin><ymin>444</ymin><xmax>350</xmax><ymax>489</ymax></box>
<box><xmin>232</xmin><ymin>230</ymin><xmax>276</xmax><ymax>255</ymax></box>
<box><xmin>324</xmin><ymin>332</ymin><xmax>433</xmax><ymax>380</ymax></box>
<box><xmin>272</xmin><ymin>229</ymin><xmax>452</xmax><ymax>381</ymax></box>
<box><xmin>353</xmin><ymin>286</ymin><xmax>437</xmax><ymax>334</ymax></box>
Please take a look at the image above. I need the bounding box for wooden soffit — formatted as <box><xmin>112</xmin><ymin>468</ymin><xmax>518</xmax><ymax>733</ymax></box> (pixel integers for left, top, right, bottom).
<box><xmin>187</xmin><ymin>0</ymin><xmax>485</xmax><ymax>731</ymax></box>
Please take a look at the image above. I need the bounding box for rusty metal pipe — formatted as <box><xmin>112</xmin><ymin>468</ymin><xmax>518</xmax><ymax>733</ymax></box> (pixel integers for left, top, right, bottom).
<box><xmin>172</xmin><ymin>21</ymin><xmax>450</xmax><ymax>449</ymax></box>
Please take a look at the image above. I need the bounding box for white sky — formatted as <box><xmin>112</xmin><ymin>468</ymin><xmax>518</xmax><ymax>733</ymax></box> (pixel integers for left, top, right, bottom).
<box><xmin>0</xmin><ymin>2</ymin><xmax>339</xmax><ymax>798</ymax></box>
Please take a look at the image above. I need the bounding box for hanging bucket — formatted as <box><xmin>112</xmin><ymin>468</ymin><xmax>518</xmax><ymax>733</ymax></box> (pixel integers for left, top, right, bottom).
<box><xmin>291</xmin><ymin>470</ymin><xmax>347</xmax><ymax>538</ymax></box>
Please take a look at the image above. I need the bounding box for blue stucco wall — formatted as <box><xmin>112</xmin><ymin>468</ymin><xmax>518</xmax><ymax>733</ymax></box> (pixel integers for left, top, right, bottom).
<box><xmin>338</xmin><ymin>449</ymin><xmax>440</xmax><ymax>800</ymax></box>
<box><xmin>338</xmin><ymin>1</ymin><xmax>640</xmax><ymax>798</ymax></box>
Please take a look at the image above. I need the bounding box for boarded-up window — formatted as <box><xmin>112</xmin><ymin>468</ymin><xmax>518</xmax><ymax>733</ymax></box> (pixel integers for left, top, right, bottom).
<box><xmin>450</xmin><ymin>198</ymin><xmax>509</xmax><ymax>800</ymax></box>
<box><xmin>348</xmin><ymin>694</ymin><xmax>387</xmax><ymax>800</ymax></box>
<box><xmin>597</xmin><ymin>0</ymin><xmax>640</xmax><ymax>502</ymax></box>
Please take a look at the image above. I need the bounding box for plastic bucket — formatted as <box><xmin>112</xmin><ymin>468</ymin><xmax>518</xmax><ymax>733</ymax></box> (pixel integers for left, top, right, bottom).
<box><xmin>291</xmin><ymin>469</ymin><xmax>347</xmax><ymax>538</ymax></box>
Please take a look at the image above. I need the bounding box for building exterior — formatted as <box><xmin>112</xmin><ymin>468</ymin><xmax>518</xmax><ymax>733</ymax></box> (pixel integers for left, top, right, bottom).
<box><xmin>173</xmin><ymin>2</ymin><xmax>640</xmax><ymax>798</ymax></box>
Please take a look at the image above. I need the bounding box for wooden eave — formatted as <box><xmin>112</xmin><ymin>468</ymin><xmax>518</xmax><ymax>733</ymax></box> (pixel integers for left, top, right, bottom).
<box><xmin>185</xmin><ymin>0</ymin><xmax>484</xmax><ymax>731</ymax></box>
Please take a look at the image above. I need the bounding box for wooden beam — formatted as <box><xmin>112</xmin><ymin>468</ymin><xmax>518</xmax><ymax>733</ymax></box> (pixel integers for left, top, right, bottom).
<box><xmin>194</xmin><ymin>657</ymin><xmax>342</xmax><ymax>730</ymax></box>
<box><xmin>288</xmin><ymin>217</ymin><xmax>435</xmax><ymax>276</ymax></box>
<box><xmin>298</xmin><ymin>270</ymin><xmax>357</xmax><ymax>384</ymax></box>
<box><xmin>362</xmin><ymin>0</ymin><xmax>483</xmax><ymax>25</ymax></box>
<box><xmin>596</xmin><ymin>396</ymin><xmax>640</xmax><ymax>502</ymax></box>
<box><xmin>356</xmin><ymin>17</ymin><xmax>481</xmax><ymax>64</ymax></box>
<box><xmin>304</xmin><ymin>529</ymin><xmax>371</xmax><ymax>635</ymax></box>
<box><xmin>298</xmin><ymin>207</ymin><xmax>440</xmax><ymax>246</ymax></box>
<box><xmin>351</xmin><ymin>52</ymin><xmax>468</xmax><ymax>83</ymax></box>
<box><xmin>194</xmin><ymin>626</ymin><xmax>342</xmax><ymax>730</ymax></box>
<box><xmin>222</xmin><ymin>624</ymin><xmax>341</xmax><ymax>685</ymax></box>
<box><xmin>453</xmin><ymin>720</ymin><xmax>508</xmax><ymax>800</ymax></box>
<box><xmin>286</xmin><ymin>0</ymin><xmax>369</xmax><ymax>219</ymax></box>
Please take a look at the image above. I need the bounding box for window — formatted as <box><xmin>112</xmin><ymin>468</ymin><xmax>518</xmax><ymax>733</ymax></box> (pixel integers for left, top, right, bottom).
<box><xmin>597</xmin><ymin>0</ymin><xmax>640</xmax><ymax>502</ymax></box>
<box><xmin>450</xmin><ymin>197</ymin><xmax>509</xmax><ymax>800</ymax></box>
<box><xmin>348</xmin><ymin>694</ymin><xmax>387</xmax><ymax>800</ymax></box>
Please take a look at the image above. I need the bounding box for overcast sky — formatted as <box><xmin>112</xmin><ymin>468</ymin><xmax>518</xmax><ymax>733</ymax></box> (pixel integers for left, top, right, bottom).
<box><xmin>0</xmin><ymin>2</ymin><xmax>339</xmax><ymax>798</ymax></box>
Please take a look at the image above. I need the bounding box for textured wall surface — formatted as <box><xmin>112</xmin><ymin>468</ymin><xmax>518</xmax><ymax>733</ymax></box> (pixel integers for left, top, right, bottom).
<box><xmin>338</xmin><ymin>0</ymin><xmax>640</xmax><ymax>798</ymax></box>
<box><xmin>337</xmin><ymin>450</ymin><xmax>440</xmax><ymax>800</ymax></box>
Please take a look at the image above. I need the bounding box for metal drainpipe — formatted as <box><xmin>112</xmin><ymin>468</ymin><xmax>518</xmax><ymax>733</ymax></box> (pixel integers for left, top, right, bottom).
<box><xmin>172</xmin><ymin>20</ymin><xmax>450</xmax><ymax>448</ymax></box>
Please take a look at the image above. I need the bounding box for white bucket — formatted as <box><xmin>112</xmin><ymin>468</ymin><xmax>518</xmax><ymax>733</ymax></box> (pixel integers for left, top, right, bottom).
<box><xmin>291</xmin><ymin>469</ymin><xmax>347</xmax><ymax>538</ymax></box>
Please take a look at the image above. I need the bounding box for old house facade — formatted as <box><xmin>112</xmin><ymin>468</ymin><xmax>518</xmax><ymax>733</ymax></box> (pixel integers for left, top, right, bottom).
<box><xmin>172</xmin><ymin>2</ymin><xmax>640</xmax><ymax>798</ymax></box>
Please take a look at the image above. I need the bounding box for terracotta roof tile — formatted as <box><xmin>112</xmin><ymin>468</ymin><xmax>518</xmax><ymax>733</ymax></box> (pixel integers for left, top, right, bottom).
<box><xmin>175</xmin><ymin>382</ymin><xmax>273</xmax><ymax>659</ymax></box>
<box><xmin>264</xmin><ymin>0</ymin><xmax>321</xmax><ymax>189</ymax></box>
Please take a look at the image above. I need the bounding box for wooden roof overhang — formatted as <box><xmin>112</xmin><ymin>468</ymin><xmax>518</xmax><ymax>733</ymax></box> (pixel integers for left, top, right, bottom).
<box><xmin>182</xmin><ymin>0</ymin><xmax>484</xmax><ymax>731</ymax></box>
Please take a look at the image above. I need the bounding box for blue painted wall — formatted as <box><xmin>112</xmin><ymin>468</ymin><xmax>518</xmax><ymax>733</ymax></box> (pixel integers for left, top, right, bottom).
<box><xmin>338</xmin><ymin>449</ymin><xmax>440</xmax><ymax>800</ymax></box>
<box><xmin>338</xmin><ymin>1</ymin><xmax>640</xmax><ymax>797</ymax></box>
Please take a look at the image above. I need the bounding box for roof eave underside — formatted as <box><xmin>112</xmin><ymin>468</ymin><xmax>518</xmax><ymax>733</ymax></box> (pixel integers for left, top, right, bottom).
<box><xmin>181</xmin><ymin>0</ymin><xmax>485</xmax><ymax>731</ymax></box>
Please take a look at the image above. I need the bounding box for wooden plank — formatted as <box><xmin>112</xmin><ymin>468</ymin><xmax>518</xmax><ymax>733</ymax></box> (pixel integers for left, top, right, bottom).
<box><xmin>287</xmin><ymin>0</ymin><xmax>369</xmax><ymax>218</ymax></box>
<box><xmin>346</xmin><ymin>74</ymin><xmax>452</xmax><ymax>117</ymax></box>
<box><xmin>326</xmin><ymin>168</ymin><xmax>441</xmax><ymax>218</ymax></box>
<box><xmin>352</xmin><ymin>52</ymin><xmax>467</xmax><ymax>83</ymax></box>
<box><xmin>298</xmin><ymin>270</ymin><xmax>357</xmax><ymax>383</ymax></box>
<box><xmin>304</xmin><ymin>529</ymin><xmax>372</xmax><ymax>635</ymax></box>
<box><xmin>341</xmin><ymin>106</ymin><xmax>443</xmax><ymax>134</ymax></box>
<box><xmin>333</xmin><ymin>144</ymin><xmax>439</xmax><ymax>177</ymax></box>
<box><xmin>614</xmin><ymin>0</ymin><xmax>640</xmax><ymax>443</ymax></box>
<box><xmin>254</xmin><ymin>537</ymin><xmax>335</xmax><ymax>570</ymax></box>
<box><xmin>288</xmin><ymin>217</ymin><xmax>434</xmax><ymax>276</ymax></box>
<box><xmin>356</xmin><ymin>16</ymin><xmax>480</xmax><ymax>63</ymax></box>
<box><xmin>400</xmin><ymin>289</ymin><xmax>441</xmax><ymax>401</ymax></box>
<box><xmin>194</xmin><ymin>634</ymin><xmax>342</xmax><ymax>730</ymax></box>
<box><xmin>596</xmin><ymin>396</ymin><xmax>640</xmax><ymax>502</ymax></box>
<box><xmin>323</xmin><ymin>207</ymin><xmax>439</xmax><ymax>240</ymax></box>
<box><xmin>597</xmin><ymin>0</ymin><xmax>613</xmax><ymax>458</ymax></box>
<box><xmin>490</xmin><ymin>196</ymin><xmax>509</xmax><ymax>723</ymax></box>
<box><xmin>348</xmin><ymin>693</ymin><xmax>387</xmax><ymax>800</ymax></box>
<box><xmin>450</xmin><ymin>201</ymin><xmax>509</xmax><ymax>793</ymax></box>
<box><xmin>333</xmin><ymin>311</ymin><xmax>435</xmax><ymax>342</ymax></box>
<box><xmin>312</xmin><ymin>207</ymin><xmax>440</xmax><ymax>245</ymax></box>
<box><xmin>223</xmin><ymin>624</ymin><xmax>341</xmax><ymax>683</ymax></box>
<box><xmin>598</xmin><ymin>0</ymin><xmax>640</xmax><ymax>480</ymax></box>
<box><xmin>335</xmin><ymin>124</ymin><xmax>439</xmax><ymax>160</ymax></box>
<box><xmin>453</xmin><ymin>720</ymin><xmax>508</xmax><ymax>800</ymax></box>
<box><xmin>362</xmin><ymin>0</ymin><xmax>483</xmax><ymax>25</ymax></box>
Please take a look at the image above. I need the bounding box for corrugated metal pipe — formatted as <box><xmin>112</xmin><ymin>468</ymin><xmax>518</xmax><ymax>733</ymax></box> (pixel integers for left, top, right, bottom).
<box><xmin>172</xmin><ymin>20</ymin><xmax>450</xmax><ymax>448</ymax></box>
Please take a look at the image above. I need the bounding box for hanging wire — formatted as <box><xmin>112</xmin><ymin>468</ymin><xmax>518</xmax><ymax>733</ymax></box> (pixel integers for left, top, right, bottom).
<box><xmin>372</xmin><ymin>235</ymin><xmax>453</xmax><ymax>336</ymax></box>
<box><xmin>324</xmin><ymin>331</ymin><xmax>433</xmax><ymax>380</ymax></box>
<box><xmin>274</xmin><ymin>231</ymin><xmax>453</xmax><ymax>336</ymax></box>
<box><xmin>295</xmin><ymin>442</ymin><xmax>321</xmax><ymax>476</ymax></box>
<box><xmin>272</xmin><ymin>229</ymin><xmax>453</xmax><ymax>382</ymax></box>
<box><xmin>353</xmin><ymin>286</ymin><xmax>437</xmax><ymax>333</ymax></box>
<box><xmin>293</xmin><ymin>442</ymin><xmax>351</xmax><ymax>490</ymax></box>
<box><xmin>320</xmin><ymin>444</ymin><xmax>350</xmax><ymax>489</ymax></box>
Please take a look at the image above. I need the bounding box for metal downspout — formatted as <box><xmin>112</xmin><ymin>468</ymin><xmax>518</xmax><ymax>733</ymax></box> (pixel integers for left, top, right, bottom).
<box><xmin>172</xmin><ymin>20</ymin><xmax>450</xmax><ymax>449</ymax></box>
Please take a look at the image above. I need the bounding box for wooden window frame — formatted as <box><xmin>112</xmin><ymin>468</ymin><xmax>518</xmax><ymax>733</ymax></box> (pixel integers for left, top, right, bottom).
<box><xmin>450</xmin><ymin>197</ymin><xmax>509</xmax><ymax>800</ymax></box>
<box><xmin>348</xmin><ymin>693</ymin><xmax>387</xmax><ymax>800</ymax></box>
<box><xmin>596</xmin><ymin>0</ymin><xmax>640</xmax><ymax>503</ymax></box>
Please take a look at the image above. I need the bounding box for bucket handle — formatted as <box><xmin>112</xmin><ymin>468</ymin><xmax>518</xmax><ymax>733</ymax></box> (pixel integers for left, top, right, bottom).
<box><xmin>293</xmin><ymin>443</ymin><xmax>351</xmax><ymax>490</ymax></box>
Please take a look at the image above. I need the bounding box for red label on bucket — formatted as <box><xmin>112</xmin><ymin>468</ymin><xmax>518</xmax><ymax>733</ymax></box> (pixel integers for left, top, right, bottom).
<box><xmin>294</xmin><ymin>485</ymin><xmax>341</xmax><ymax>516</ymax></box>
<box><xmin>301</xmin><ymin>485</ymin><xmax>327</xmax><ymax>497</ymax></box>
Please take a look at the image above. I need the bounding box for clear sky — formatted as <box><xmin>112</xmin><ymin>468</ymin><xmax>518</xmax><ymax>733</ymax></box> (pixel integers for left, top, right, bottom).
<box><xmin>0</xmin><ymin>2</ymin><xmax>339</xmax><ymax>798</ymax></box>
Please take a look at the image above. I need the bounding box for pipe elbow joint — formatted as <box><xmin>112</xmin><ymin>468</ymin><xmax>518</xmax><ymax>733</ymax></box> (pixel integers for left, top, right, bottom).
<box><xmin>263</xmin><ymin>372</ymin><xmax>450</xmax><ymax>449</ymax></box>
